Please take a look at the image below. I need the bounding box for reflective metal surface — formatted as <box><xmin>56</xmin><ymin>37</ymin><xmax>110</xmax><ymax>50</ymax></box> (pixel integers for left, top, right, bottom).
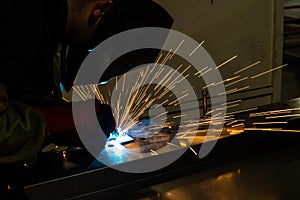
<box><xmin>24</xmin><ymin>97</ymin><xmax>300</xmax><ymax>199</ymax></box>
<box><xmin>146</xmin><ymin>144</ymin><xmax>300</xmax><ymax>200</ymax></box>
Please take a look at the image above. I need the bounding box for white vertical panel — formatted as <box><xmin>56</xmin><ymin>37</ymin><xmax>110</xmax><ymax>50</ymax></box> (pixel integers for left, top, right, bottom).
<box><xmin>154</xmin><ymin>0</ymin><xmax>284</xmax><ymax>108</ymax></box>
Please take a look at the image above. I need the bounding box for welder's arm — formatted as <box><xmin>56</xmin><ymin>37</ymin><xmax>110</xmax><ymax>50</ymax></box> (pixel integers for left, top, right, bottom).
<box><xmin>0</xmin><ymin>83</ymin><xmax>115</xmax><ymax>165</ymax></box>
<box><xmin>37</xmin><ymin>100</ymin><xmax>116</xmax><ymax>147</ymax></box>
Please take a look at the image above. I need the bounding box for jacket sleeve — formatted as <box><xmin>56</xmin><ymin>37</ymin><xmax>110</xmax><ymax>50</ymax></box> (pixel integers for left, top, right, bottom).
<box><xmin>0</xmin><ymin>84</ymin><xmax>45</xmax><ymax>165</ymax></box>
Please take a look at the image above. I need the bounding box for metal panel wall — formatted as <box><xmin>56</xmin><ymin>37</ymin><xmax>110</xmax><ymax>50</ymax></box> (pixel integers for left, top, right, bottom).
<box><xmin>154</xmin><ymin>0</ymin><xmax>284</xmax><ymax>110</ymax></box>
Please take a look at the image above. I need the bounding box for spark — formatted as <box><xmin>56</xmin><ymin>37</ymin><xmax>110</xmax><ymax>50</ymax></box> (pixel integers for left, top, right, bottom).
<box><xmin>226</xmin><ymin>120</ymin><xmax>239</xmax><ymax>126</ymax></box>
<box><xmin>154</xmin><ymin>53</ymin><xmax>163</xmax><ymax>67</ymax></box>
<box><xmin>234</xmin><ymin>61</ymin><xmax>261</xmax><ymax>74</ymax></box>
<box><xmin>200</xmin><ymin>116</ymin><xmax>227</xmax><ymax>123</ymax></box>
<box><xmin>156</xmin><ymin>87</ymin><xmax>172</xmax><ymax>100</ymax></box>
<box><xmin>189</xmin><ymin>40</ymin><xmax>205</xmax><ymax>56</ymax></box>
<box><xmin>180</xmin><ymin>64</ymin><xmax>192</xmax><ymax>76</ymax></box>
<box><xmin>155</xmin><ymin>99</ymin><xmax>169</xmax><ymax>108</ymax></box>
<box><xmin>244</xmin><ymin>128</ymin><xmax>300</xmax><ymax>133</ymax></box>
<box><xmin>154</xmin><ymin>64</ymin><xmax>187</xmax><ymax>96</ymax></box>
<box><xmin>82</xmin><ymin>85</ymin><xmax>90</xmax><ymax>98</ymax></box>
<box><xmin>141</xmin><ymin>66</ymin><xmax>160</xmax><ymax>96</ymax></box>
<box><xmin>130</xmin><ymin>98</ymin><xmax>156</xmax><ymax>122</ymax></box>
<box><xmin>213</xmin><ymin>75</ymin><xmax>241</xmax><ymax>87</ymax></box>
<box><xmin>115</xmin><ymin>77</ymin><xmax>118</xmax><ymax>91</ymax></box>
<box><xmin>224</xmin><ymin>104</ymin><xmax>240</xmax><ymax>109</ymax></box>
<box><xmin>231</xmin><ymin>123</ymin><xmax>245</xmax><ymax>128</ymax></box>
<box><xmin>180</xmin><ymin>123</ymin><xmax>202</xmax><ymax>128</ymax></box>
<box><xmin>202</xmin><ymin>82</ymin><xmax>216</xmax><ymax>89</ymax></box>
<box><xmin>244</xmin><ymin>128</ymin><xmax>283</xmax><ymax>131</ymax></box>
<box><xmin>182</xmin><ymin>88</ymin><xmax>192</xmax><ymax>94</ymax></box>
<box><xmin>189</xmin><ymin>147</ymin><xmax>198</xmax><ymax>156</ymax></box>
<box><xmin>228</xmin><ymin>85</ymin><xmax>250</xmax><ymax>94</ymax></box>
<box><xmin>177</xmin><ymin>74</ymin><xmax>190</xmax><ymax>85</ymax></box>
<box><xmin>198</xmin><ymin>68</ymin><xmax>213</xmax><ymax>77</ymax></box>
<box><xmin>161</xmin><ymin>50</ymin><xmax>173</xmax><ymax>66</ymax></box>
<box><xmin>161</xmin><ymin>70</ymin><xmax>189</xmax><ymax>97</ymax></box>
<box><xmin>78</xmin><ymin>85</ymin><xmax>89</xmax><ymax>100</ymax></box>
<box><xmin>266</xmin><ymin>114</ymin><xmax>300</xmax><ymax>119</ymax></box>
<box><xmin>226</xmin><ymin>117</ymin><xmax>237</xmax><ymax>121</ymax></box>
<box><xmin>216</xmin><ymin>55</ymin><xmax>238</xmax><ymax>69</ymax></box>
<box><xmin>252</xmin><ymin>122</ymin><xmax>288</xmax><ymax>125</ymax></box>
<box><xmin>24</xmin><ymin>163</ymin><xmax>29</xmax><ymax>168</ymax></box>
<box><xmin>224</xmin><ymin>77</ymin><xmax>249</xmax><ymax>88</ymax></box>
<box><xmin>154</xmin><ymin>69</ymin><xmax>174</xmax><ymax>90</ymax></box>
<box><xmin>222</xmin><ymin>99</ymin><xmax>242</xmax><ymax>106</ymax></box>
<box><xmin>250</xmin><ymin>108</ymin><xmax>300</xmax><ymax>117</ymax></box>
<box><xmin>73</xmin><ymin>86</ymin><xmax>87</xmax><ymax>101</ymax></box>
<box><xmin>251</xmin><ymin>64</ymin><xmax>288</xmax><ymax>79</ymax></box>
<box><xmin>122</xmin><ymin>73</ymin><xmax>126</xmax><ymax>92</ymax></box>
<box><xmin>157</xmin><ymin>66</ymin><xmax>188</xmax><ymax>93</ymax></box>
<box><xmin>252</xmin><ymin>110</ymin><xmax>292</xmax><ymax>117</ymax></box>
<box><xmin>94</xmin><ymin>85</ymin><xmax>106</xmax><ymax>104</ymax></box>
<box><xmin>194</xmin><ymin>66</ymin><xmax>208</xmax><ymax>76</ymax></box>
<box><xmin>62</xmin><ymin>151</ymin><xmax>67</xmax><ymax>160</ymax></box>
<box><xmin>151</xmin><ymin>111</ymin><xmax>169</xmax><ymax>120</ymax></box>
<box><xmin>173</xmin><ymin>114</ymin><xmax>187</xmax><ymax>119</ymax></box>
<box><xmin>219</xmin><ymin>88</ymin><xmax>238</xmax><ymax>96</ymax></box>
<box><xmin>95</xmin><ymin>38</ymin><xmax>291</xmax><ymax>145</ymax></box>
<box><xmin>150</xmin><ymin>149</ymin><xmax>159</xmax><ymax>155</ymax></box>
<box><xmin>117</xmin><ymin>88</ymin><xmax>139</xmax><ymax>129</ymax></box>
<box><xmin>219</xmin><ymin>86</ymin><xmax>250</xmax><ymax>96</ymax></box>
<box><xmin>94</xmin><ymin>85</ymin><xmax>101</xmax><ymax>101</ymax></box>
<box><xmin>153</xmin><ymin>65</ymin><xmax>165</xmax><ymax>81</ymax></box>
<box><xmin>159</xmin><ymin>64</ymin><xmax>183</xmax><ymax>88</ymax></box>
<box><xmin>170</xmin><ymin>39</ymin><xmax>185</xmax><ymax>59</ymax></box>
<box><xmin>211</xmin><ymin>121</ymin><xmax>223</xmax><ymax>125</ymax></box>
<box><xmin>176</xmin><ymin>133</ymin><xmax>187</xmax><ymax>138</ymax></box>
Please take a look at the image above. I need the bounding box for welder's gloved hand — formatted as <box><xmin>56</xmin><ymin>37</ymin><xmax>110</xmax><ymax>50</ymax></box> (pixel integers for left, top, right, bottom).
<box><xmin>37</xmin><ymin>100</ymin><xmax>115</xmax><ymax>147</ymax></box>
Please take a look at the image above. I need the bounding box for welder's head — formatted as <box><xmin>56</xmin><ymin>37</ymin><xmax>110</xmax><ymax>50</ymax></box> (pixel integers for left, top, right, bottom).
<box><xmin>65</xmin><ymin>0</ymin><xmax>114</xmax><ymax>49</ymax></box>
<box><xmin>61</xmin><ymin>0</ymin><xmax>174</xmax><ymax>91</ymax></box>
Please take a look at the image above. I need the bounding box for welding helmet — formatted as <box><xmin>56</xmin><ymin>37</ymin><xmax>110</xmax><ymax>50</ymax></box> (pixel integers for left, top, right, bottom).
<box><xmin>61</xmin><ymin>0</ymin><xmax>174</xmax><ymax>91</ymax></box>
